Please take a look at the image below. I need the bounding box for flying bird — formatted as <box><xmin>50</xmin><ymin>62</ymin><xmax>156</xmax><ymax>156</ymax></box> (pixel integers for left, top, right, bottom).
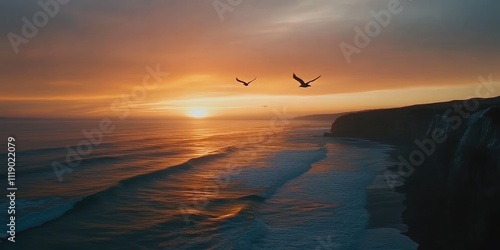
<box><xmin>236</xmin><ymin>77</ymin><xmax>256</xmax><ymax>86</ymax></box>
<box><xmin>262</xmin><ymin>105</ymin><xmax>268</xmax><ymax>108</ymax></box>
<box><xmin>293</xmin><ymin>73</ymin><xmax>321</xmax><ymax>88</ymax></box>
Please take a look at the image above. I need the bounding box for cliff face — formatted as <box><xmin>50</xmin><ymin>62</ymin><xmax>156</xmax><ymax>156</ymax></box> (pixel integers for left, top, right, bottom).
<box><xmin>326</xmin><ymin>97</ymin><xmax>500</xmax><ymax>145</ymax></box>
<box><xmin>327</xmin><ymin>107</ymin><xmax>437</xmax><ymax>144</ymax></box>
<box><xmin>326</xmin><ymin>97</ymin><xmax>500</xmax><ymax>250</ymax></box>
<box><xmin>399</xmin><ymin>106</ymin><xmax>500</xmax><ymax>250</ymax></box>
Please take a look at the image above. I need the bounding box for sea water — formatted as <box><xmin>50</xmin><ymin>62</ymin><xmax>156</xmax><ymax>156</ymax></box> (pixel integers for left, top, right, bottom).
<box><xmin>0</xmin><ymin>119</ymin><xmax>416</xmax><ymax>249</ymax></box>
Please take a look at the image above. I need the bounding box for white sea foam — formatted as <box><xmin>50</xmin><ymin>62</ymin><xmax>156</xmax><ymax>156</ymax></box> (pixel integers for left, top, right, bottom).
<box><xmin>0</xmin><ymin>197</ymin><xmax>82</xmax><ymax>238</ymax></box>
<box><xmin>241</xmin><ymin>138</ymin><xmax>415</xmax><ymax>249</ymax></box>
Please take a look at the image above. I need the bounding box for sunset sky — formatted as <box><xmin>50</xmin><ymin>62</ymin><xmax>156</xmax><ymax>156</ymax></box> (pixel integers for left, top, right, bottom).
<box><xmin>1</xmin><ymin>0</ymin><xmax>499</xmax><ymax>119</ymax></box>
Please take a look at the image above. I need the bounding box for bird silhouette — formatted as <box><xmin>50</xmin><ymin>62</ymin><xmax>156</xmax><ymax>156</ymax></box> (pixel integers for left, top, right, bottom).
<box><xmin>262</xmin><ymin>105</ymin><xmax>268</xmax><ymax>108</ymax></box>
<box><xmin>236</xmin><ymin>77</ymin><xmax>256</xmax><ymax>86</ymax></box>
<box><xmin>293</xmin><ymin>73</ymin><xmax>321</xmax><ymax>88</ymax></box>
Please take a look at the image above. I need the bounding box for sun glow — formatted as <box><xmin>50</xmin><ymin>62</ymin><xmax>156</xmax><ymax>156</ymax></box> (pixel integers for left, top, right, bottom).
<box><xmin>187</xmin><ymin>107</ymin><xmax>209</xmax><ymax>119</ymax></box>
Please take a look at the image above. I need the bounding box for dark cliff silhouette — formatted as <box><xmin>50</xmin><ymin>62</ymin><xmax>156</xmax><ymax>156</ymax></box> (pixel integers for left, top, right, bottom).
<box><xmin>326</xmin><ymin>96</ymin><xmax>500</xmax><ymax>250</ymax></box>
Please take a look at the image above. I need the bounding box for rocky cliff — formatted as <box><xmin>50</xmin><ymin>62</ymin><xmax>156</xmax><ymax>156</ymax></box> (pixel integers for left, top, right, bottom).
<box><xmin>326</xmin><ymin>97</ymin><xmax>500</xmax><ymax>145</ymax></box>
<box><xmin>326</xmin><ymin>97</ymin><xmax>500</xmax><ymax>250</ymax></box>
<box><xmin>401</xmin><ymin>105</ymin><xmax>500</xmax><ymax>250</ymax></box>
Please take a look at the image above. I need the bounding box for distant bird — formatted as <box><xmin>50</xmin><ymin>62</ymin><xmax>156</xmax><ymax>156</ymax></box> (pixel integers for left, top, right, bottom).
<box><xmin>293</xmin><ymin>73</ymin><xmax>321</xmax><ymax>88</ymax></box>
<box><xmin>262</xmin><ymin>105</ymin><xmax>268</xmax><ymax>108</ymax></box>
<box><xmin>236</xmin><ymin>77</ymin><xmax>256</xmax><ymax>86</ymax></box>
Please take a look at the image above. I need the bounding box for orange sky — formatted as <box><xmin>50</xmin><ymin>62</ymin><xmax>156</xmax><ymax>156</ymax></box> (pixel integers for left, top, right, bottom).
<box><xmin>1</xmin><ymin>0</ymin><xmax>499</xmax><ymax>119</ymax></box>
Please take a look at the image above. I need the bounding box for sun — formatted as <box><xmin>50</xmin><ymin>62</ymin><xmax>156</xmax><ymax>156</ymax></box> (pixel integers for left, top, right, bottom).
<box><xmin>187</xmin><ymin>107</ymin><xmax>209</xmax><ymax>119</ymax></box>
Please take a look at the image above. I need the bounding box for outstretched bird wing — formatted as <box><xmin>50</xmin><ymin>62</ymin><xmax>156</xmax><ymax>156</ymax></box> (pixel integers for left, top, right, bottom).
<box><xmin>306</xmin><ymin>75</ymin><xmax>321</xmax><ymax>84</ymax></box>
<box><xmin>236</xmin><ymin>78</ymin><xmax>247</xmax><ymax>85</ymax></box>
<box><xmin>248</xmin><ymin>77</ymin><xmax>257</xmax><ymax>84</ymax></box>
<box><xmin>293</xmin><ymin>73</ymin><xmax>306</xmax><ymax>85</ymax></box>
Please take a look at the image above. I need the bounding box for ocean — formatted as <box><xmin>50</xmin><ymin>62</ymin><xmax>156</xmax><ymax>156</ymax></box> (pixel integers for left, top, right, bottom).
<box><xmin>0</xmin><ymin>119</ymin><xmax>416</xmax><ymax>249</ymax></box>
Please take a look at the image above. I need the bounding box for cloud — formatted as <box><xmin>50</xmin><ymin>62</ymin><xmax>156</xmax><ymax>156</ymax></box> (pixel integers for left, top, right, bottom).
<box><xmin>0</xmin><ymin>0</ymin><xmax>499</xmax><ymax>117</ymax></box>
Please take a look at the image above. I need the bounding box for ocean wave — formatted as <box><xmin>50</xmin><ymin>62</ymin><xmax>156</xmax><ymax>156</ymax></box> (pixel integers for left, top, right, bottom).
<box><xmin>0</xmin><ymin>197</ymin><xmax>83</xmax><ymax>239</ymax></box>
<box><xmin>230</xmin><ymin>147</ymin><xmax>328</xmax><ymax>199</ymax></box>
<box><xmin>0</xmin><ymin>155</ymin><xmax>124</xmax><ymax>177</ymax></box>
<box><xmin>0</xmin><ymin>149</ymin><xmax>237</xmax><ymax>238</ymax></box>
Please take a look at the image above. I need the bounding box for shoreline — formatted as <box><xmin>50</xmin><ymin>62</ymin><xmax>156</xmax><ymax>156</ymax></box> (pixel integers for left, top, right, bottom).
<box><xmin>325</xmin><ymin>97</ymin><xmax>500</xmax><ymax>249</ymax></box>
<box><xmin>366</xmin><ymin>145</ymin><xmax>413</xmax><ymax>229</ymax></box>
<box><xmin>358</xmin><ymin>145</ymin><xmax>419</xmax><ymax>249</ymax></box>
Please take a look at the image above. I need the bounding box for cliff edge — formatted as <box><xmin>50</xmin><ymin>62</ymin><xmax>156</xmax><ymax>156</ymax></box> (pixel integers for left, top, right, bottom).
<box><xmin>325</xmin><ymin>97</ymin><xmax>500</xmax><ymax>145</ymax></box>
<box><xmin>326</xmin><ymin>96</ymin><xmax>500</xmax><ymax>250</ymax></box>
